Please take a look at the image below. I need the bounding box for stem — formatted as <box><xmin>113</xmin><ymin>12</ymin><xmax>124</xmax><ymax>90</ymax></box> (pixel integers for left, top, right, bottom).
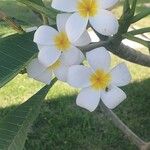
<box><xmin>100</xmin><ymin>101</ymin><xmax>146</xmax><ymax>149</ymax></box>
<box><xmin>123</xmin><ymin>0</ymin><xmax>130</xmax><ymax>14</ymax></box>
<box><xmin>127</xmin><ymin>27</ymin><xmax>150</xmax><ymax>35</ymax></box>
<box><xmin>42</xmin><ymin>14</ymin><xmax>49</xmax><ymax>25</ymax></box>
<box><xmin>131</xmin><ymin>9</ymin><xmax>150</xmax><ymax>23</ymax></box>
<box><xmin>122</xmin><ymin>33</ymin><xmax>150</xmax><ymax>48</ymax></box>
<box><xmin>131</xmin><ymin>0</ymin><xmax>137</xmax><ymax>14</ymax></box>
<box><xmin>0</xmin><ymin>11</ymin><xmax>25</xmax><ymax>34</ymax></box>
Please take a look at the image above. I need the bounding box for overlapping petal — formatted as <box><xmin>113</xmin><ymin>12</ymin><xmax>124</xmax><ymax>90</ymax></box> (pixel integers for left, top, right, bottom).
<box><xmin>26</xmin><ymin>58</ymin><xmax>52</xmax><ymax>84</ymax></box>
<box><xmin>76</xmin><ymin>87</ymin><xmax>101</xmax><ymax>112</ymax></box>
<box><xmin>73</xmin><ymin>31</ymin><xmax>91</xmax><ymax>46</ymax></box>
<box><xmin>38</xmin><ymin>46</ymin><xmax>61</xmax><ymax>67</ymax></box>
<box><xmin>51</xmin><ymin>0</ymin><xmax>76</xmax><ymax>12</ymax></box>
<box><xmin>54</xmin><ymin>64</ymin><xmax>68</xmax><ymax>81</ymax></box>
<box><xmin>101</xmin><ymin>86</ymin><xmax>126</xmax><ymax>109</ymax></box>
<box><xmin>79</xmin><ymin>50</ymin><xmax>85</xmax><ymax>63</ymax></box>
<box><xmin>57</xmin><ymin>13</ymin><xmax>71</xmax><ymax>32</ymax></box>
<box><xmin>66</xmin><ymin>13</ymin><xmax>88</xmax><ymax>42</ymax></box>
<box><xmin>34</xmin><ymin>25</ymin><xmax>58</xmax><ymax>45</ymax></box>
<box><xmin>68</xmin><ymin>65</ymin><xmax>92</xmax><ymax>88</ymax></box>
<box><xmin>110</xmin><ymin>63</ymin><xmax>131</xmax><ymax>87</ymax></box>
<box><xmin>61</xmin><ymin>46</ymin><xmax>83</xmax><ymax>66</ymax></box>
<box><xmin>100</xmin><ymin>0</ymin><xmax>119</xmax><ymax>9</ymax></box>
<box><xmin>89</xmin><ymin>9</ymin><xmax>119</xmax><ymax>36</ymax></box>
<box><xmin>86</xmin><ymin>47</ymin><xmax>111</xmax><ymax>71</ymax></box>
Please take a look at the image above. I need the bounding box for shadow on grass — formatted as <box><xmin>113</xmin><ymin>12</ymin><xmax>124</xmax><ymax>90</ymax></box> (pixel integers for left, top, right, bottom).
<box><xmin>0</xmin><ymin>79</ymin><xmax>149</xmax><ymax>150</ymax></box>
<box><xmin>22</xmin><ymin>78</ymin><xmax>150</xmax><ymax>150</ymax></box>
<box><xmin>0</xmin><ymin>78</ymin><xmax>149</xmax><ymax>149</ymax></box>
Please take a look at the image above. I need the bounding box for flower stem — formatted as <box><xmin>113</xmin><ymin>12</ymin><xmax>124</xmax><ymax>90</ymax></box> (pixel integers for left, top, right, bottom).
<box><xmin>100</xmin><ymin>101</ymin><xmax>146</xmax><ymax>149</ymax></box>
<box><xmin>122</xmin><ymin>33</ymin><xmax>150</xmax><ymax>48</ymax></box>
<box><xmin>123</xmin><ymin>0</ymin><xmax>130</xmax><ymax>14</ymax></box>
<box><xmin>127</xmin><ymin>27</ymin><xmax>150</xmax><ymax>35</ymax></box>
<box><xmin>0</xmin><ymin>11</ymin><xmax>25</xmax><ymax>34</ymax></box>
<box><xmin>131</xmin><ymin>0</ymin><xmax>137</xmax><ymax>14</ymax></box>
<box><xmin>42</xmin><ymin>14</ymin><xmax>49</xmax><ymax>25</ymax></box>
<box><xmin>131</xmin><ymin>9</ymin><xmax>150</xmax><ymax>23</ymax></box>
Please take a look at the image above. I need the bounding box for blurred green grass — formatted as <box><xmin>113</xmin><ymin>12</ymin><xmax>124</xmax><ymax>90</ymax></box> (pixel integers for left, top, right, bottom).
<box><xmin>0</xmin><ymin>0</ymin><xmax>150</xmax><ymax>149</ymax></box>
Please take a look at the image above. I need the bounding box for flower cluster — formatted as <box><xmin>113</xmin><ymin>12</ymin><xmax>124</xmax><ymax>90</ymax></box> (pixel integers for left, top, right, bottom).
<box><xmin>27</xmin><ymin>0</ymin><xmax>132</xmax><ymax>112</ymax></box>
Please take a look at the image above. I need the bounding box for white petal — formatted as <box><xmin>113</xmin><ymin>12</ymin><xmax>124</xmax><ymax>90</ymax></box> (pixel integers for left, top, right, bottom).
<box><xmin>56</xmin><ymin>13</ymin><xmax>71</xmax><ymax>32</ymax></box>
<box><xmin>76</xmin><ymin>87</ymin><xmax>101</xmax><ymax>112</ymax></box>
<box><xmin>26</xmin><ymin>58</ymin><xmax>52</xmax><ymax>84</ymax></box>
<box><xmin>90</xmin><ymin>9</ymin><xmax>119</xmax><ymax>36</ymax></box>
<box><xmin>110</xmin><ymin>63</ymin><xmax>131</xmax><ymax>87</ymax></box>
<box><xmin>37</xmin><ymin>45</ymin><xmax>53</xmax><ymax>52</ymax></box>
<box><xmin>67</xmin><ymin>65</ymin><xmax>92</xmax><ymax>88</ymax></box>
<box><xmin>66</xmin><ymin>13</ymin><xmax>88</xmax><ymax>42</ymax></box>
<box><xmin>73</xmin><ymin>31</ymin><xmax>91</xmax><ymax>46</ymax></box>
<box><xmin>34</xmin><ymin>25</ymin><xmax>58</xmax><ymax>45</ymax></box>
<box><xmin>101</xmin><ymin>86</ymin><xmax>126</xmax><ymax>109</ymax></box>
<box><xmin>54</xmin><ymin>64</ymin><xmax>68</xmax><ymax>82</ymax></box>
<box><xmin>38</xmin><ymin>46</ymin><xmax>61</xmax><ymax>67</ymax></box>
<box><xmin>37</xmin><ymin>44</ymin><xmax>44</xmax><ymax>51</ymax></box>
<box><xmin>79</xmin><ymin>50</ymin><xmax>85</xmax><ymax>63</ymax></box>
<box><xmin>51</xmin><ymin>0</ymin><xmax>76</xmax><ymax>12</ymax></box>
<box><xmin>100</xmin><ymin>0</ymin><xmax>119</xmax><ymax>9</ymax></box>
<box><xmin>86</xmin><ymin>47</ymin><xmax>111</xmax><ymax>71</ymax></box>
<box><xmin>61</xmin><ymin>46</ymin><xmax>83</xmax><ymax>66</ymax></box>
<box><xmin>35</xmin><ymin>70</ymin><xmax>52</xmax><ymax>85</ymax></box>
<box><xmin>26</xmin><ymin>58</ymin><xmax>45</xmax><ymax>78</ymax></box>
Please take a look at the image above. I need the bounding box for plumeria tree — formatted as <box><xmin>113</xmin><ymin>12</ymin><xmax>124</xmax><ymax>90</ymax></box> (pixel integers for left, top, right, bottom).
<box><xmin>0</xmin><ymin>0</ymin><xmax>150</xmax><ymax>149</ymax></box>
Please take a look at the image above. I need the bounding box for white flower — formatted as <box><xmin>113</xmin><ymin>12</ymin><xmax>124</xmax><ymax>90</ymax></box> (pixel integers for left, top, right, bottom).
<box><xmin>26</xmin><ymin>52</ymin><xmax>84</xmax><ymax>84</ymax></box>
<box><xmin>33</xmin><ymin>13</ymin><xmax>91</xmax><ymax>67</ymax></box>
<box><xmin>67</xmin><ymin>47</ymin><xmax>131</xmax><ymax>112</ymax></box>
<box><xmin>52</xmin><ymin>0</ymin><xmax>119</xmax><ymax>42</ymax></box>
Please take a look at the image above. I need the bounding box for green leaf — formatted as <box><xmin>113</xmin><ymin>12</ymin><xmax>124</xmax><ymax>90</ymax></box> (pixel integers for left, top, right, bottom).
<box><xmin>17</xmin><ymin>0</ymin><xmax>58</xmax><ymax>22</ymax></box>
<box><xmin>29</xmin><ymin>0</ymin><xmax>44</xmax><ymax>6</ymax></box>
<box><xmin>0</xmin><ymin>78</ymin><xmax>56</xmax><ymax>150</ymax></box>
<box><xmin>0</xmin><ymin>32</ymin><xmax>37</xmax><ymax>88</ymax></box>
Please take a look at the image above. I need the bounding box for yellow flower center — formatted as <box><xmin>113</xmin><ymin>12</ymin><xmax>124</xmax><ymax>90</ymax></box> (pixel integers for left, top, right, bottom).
<box><xmin>48</xmin><ymin>60</ymin><xmax>61</xmax><ymax>70</ymax></box>
<box><xmin>90</xmin><ymin>70</ymin><xmax>111</xmax><ymax>90</ymax></box>
<box><xmin>77</xmin><ymin>0</ymin><xmax>99</xmax><ymax>17</ymax></box>
<box><xmin>54</xmin><ymin>32</ymin><xmax>71</xmax><ymax>51</ymax></box>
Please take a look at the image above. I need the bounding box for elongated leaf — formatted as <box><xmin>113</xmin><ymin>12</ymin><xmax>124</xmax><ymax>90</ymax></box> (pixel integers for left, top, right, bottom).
<box><xmin>0</xmin><ymin>32</ymin><xmax>37</xmax><ymax>88</ymax></box>
<box><xmin>29</xmin><ymin>0</ymin><xmax>44</xmax><ymax>6</ymax></box>
<box><xmin>17</xmin><ymin>0</ymin><xmax>58</xmax><ymax>21</ymax></box>
<box><xmin>0</xmin><ymin>78</ymin><xmax>56</xmax><ymax>150</ymax></box>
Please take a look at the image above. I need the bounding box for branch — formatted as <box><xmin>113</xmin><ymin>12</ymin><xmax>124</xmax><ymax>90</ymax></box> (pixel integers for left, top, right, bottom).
<box><xmin>81</xmin><ymin>41</ymin><xmax>150</xmax><ymax>67</ymax></box>
<box><xmin>99</xmin><ymin>101</ymin><xmax>150</xmax><ymax>150</ymax></box>
<box><xmin>115</xmin><ymin>43</ymin><xmax>150</xmax><ymax>67</ymax></box>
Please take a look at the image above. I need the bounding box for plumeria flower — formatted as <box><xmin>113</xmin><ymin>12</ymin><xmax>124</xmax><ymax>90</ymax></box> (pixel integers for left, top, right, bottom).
<box><xmin>52</xmin><ymin>0</ymin><xmax>119</xmax><ymax>42</ymax></box>
<box><xmin>33</xmin><ymin>13</ymin><xmax>91</xmax><ymax>67</ymax></box>
<box><xmin>26</xmin><ymin>52</ymin><xmax>84</xmax><ymax>84</ymax></box>
<box><xmin>67</xmin><ymin>47</ymin><xmax>131</xmax><ymax>112</ymax></box>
